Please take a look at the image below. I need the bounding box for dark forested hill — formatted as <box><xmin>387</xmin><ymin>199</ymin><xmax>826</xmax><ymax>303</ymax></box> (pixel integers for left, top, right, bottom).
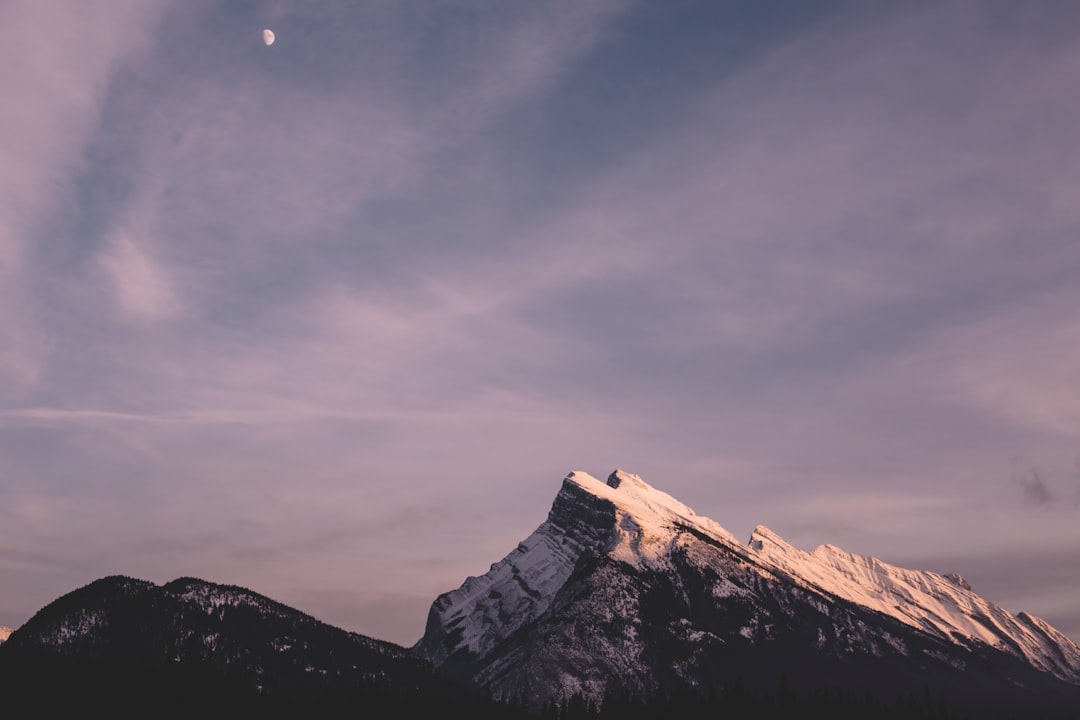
<box><xmin>0</xmin><ymin>575</ymin><xmax>521</xmax><ymax>719</ymax></box>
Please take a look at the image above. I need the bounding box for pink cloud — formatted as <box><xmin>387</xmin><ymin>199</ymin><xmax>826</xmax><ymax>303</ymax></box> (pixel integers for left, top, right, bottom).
<box><xmin>0</xmin><ymin>0</ymin><xmax>167</xmax><ymax>393</ymax></box>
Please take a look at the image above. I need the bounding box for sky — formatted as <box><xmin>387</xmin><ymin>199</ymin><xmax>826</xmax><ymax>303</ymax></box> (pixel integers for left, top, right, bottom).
<box><xmin>1</xmin><ymin>0</ymin><xmax>1079</xmax><ymax>647</ymax></box>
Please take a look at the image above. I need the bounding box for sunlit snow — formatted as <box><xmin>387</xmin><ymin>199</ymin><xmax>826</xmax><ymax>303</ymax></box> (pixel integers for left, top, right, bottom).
<box><xmin>421</xmin><ymin>469</ymin><xmax>1080</xmax><ymax>687</ymax></box>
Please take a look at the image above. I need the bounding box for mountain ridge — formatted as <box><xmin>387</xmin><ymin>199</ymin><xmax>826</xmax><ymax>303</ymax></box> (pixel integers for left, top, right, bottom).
<box><xmin>416</xmin><ymin>469</ymin><xmax>1080</xmax><ymax>712</ymax></box>
<box><xmin>0</xmin><ymin>574</ymin><xmax>443</xmax><ymax>690</ymax></box>
<box><xmin>4</xmin><ymin>469</ymin><xmax>1079</xmax><ymax>716</ymax></box>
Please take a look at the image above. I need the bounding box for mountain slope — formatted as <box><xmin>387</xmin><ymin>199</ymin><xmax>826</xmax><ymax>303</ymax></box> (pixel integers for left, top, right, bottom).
<box><xmin>0</xmin><ymin>576</ymin><xmax>475</xmax><ymax>719</ymax></box>
<box><xmin>416</xmin><ymin>470</ymin><xmax>1080</xmax><ymax>714</ymax></box>
<box><xmin>2</xmin><ymin>575</ymin><xmax>430</xmax><ymax>685</ymax></box>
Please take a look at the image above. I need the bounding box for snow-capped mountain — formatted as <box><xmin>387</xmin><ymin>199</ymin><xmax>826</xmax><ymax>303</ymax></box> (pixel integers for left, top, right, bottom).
<box><xmin>0</xmin><ymin>626</ymin><xmax>12</xmax><ymax>643</ymax></box>
<box><xmin>416</xmin><ymin>470</ymin><xmax>1080</xmax><ymax>713</ymax></box>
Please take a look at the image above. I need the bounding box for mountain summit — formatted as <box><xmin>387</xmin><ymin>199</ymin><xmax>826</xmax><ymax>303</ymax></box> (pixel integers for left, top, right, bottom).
<box><xmin>416</xmin><ymin>470</ymin><xmax>1080</xmax><ymax>713</ymax></box>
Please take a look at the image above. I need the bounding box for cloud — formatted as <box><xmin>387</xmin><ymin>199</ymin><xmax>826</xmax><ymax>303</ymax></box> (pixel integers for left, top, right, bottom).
<box><xmin>101</xmin><ymin>231</ymin><xmax>179</xmax><ymax>321</ymax></box>
<box><xmin>1001</xmin><ymin>454</ymin><xmax>1080</xmax><ymax>511</ymax></box>
<box><xmin>0</xmin><ymin>1</ymin><xmax>167</xmax><ymax>395</ymax></box>
<box><xmin>5</xmin><ymin>1</ymin><xmax>1080</xmax><ymax>646</ymax></box>
<box><xmin>0</xmin><ymin>1</ymin><xmax>161</xmax><ymax>257</ymax></box>
<box><xmin>1074</xmin><ymin>456</ymin><xmax>1080</xmax><ymax>510</ymax></box>
<box><xmin>933</xmin><ymin>292</ymin><xmax>1080</xmax><ymax>439</ymax></box>
<box><xmin>10</xmin><ymin>0</ymin><xmax>1080</xmax><ymax>485</ymax></box>
<box><xmin>1010</xmin><ymin>457</ymin><xmax>1054</xmax><ymax>506</ymax></box>
<box><xmin>49</xmin><ymin>0</ymin><xmax>635</xmax><ymax>366</ymax></box>
<box><xmin>426</xmin><ymin>0</ymin><xmax>627</xmax><ymax>141</ymax></box>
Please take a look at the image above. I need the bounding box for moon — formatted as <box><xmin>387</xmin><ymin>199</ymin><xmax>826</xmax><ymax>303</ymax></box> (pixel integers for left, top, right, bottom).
<box><xmin>263</xmin><ymin>29</ymin><xmax>275</xmax><ymax>46</ymax></box>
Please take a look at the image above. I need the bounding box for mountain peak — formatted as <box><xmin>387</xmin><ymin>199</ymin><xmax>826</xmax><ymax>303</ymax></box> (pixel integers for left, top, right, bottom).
<box><xmin>569</xmin><ymin>469</ymin><xmax>742</xmax><ymax>560</ymax></box>
<box><xmin>943</xmin><ymin>572</ymin><xmax>973</xmax><ymax>590</ymax></box>
<box><xmin>418</xmin><ymin>468</ymin><xmax>1080</xmax><ymax>707</ymax></box>
<box><xmin>748</xmin><ymin>524</ymin><xmax>795</xmax><ymax>553</ymax></box>
<box><xmin>606</xmin><ymin>468</ymin><xmax>645</xmax><ymax>489</ymax></box>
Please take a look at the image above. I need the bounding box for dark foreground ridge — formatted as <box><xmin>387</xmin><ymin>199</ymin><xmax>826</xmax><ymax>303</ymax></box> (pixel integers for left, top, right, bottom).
<box><xmin>0</xmin><ymin>575</ymin><xmax>514</xmax><ymax>719</ymax></box>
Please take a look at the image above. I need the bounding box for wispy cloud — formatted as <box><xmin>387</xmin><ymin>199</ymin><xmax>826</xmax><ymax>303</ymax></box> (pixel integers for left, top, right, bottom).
<box><xmin>4</xmin><ymin>1</ymin><xmax>1080</xmax><ymax>644</ymax></box>
<box><xmin>101</xmin><ymin>230</ymin><xmax>180</xmax><ymax>322</ymax></box>
<box><xmin>0</xmin><ymin>1</ymin><xmax>167</xmax><ymax>395</ymax></box>
<box><xmin>1011</xmin><ymin>457</ymin><xmax>1055</xmax><ymax>506</ymax></box>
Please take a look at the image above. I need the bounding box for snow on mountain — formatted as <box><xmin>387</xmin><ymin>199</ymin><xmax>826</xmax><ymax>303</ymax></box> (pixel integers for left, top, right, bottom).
<box><xmin>748</xmin><ymin>523</ymin><xmax>1080</xmax><ymax>683</ymax></box>
<box><xmin>415</xmin><ymin>471</ymin><xmax>614</xmax><ymax>666</ymax></box>
<box><xmin>415</xmin><ymin>469</ymin><xmax>748</xmax><ymax>666</ymax></box>
<box><xmin>417</xmin><ymin>469</ymin><xmax>1080</xmax><ymax>704</ymax></box>
<box><xmin>571</xmin><ymin>469</ymin><xmax>743</xmax><ymax>566</ymax></box>
<box><xmin>0</xmin><ymin>626</ymin><xmax>13</xmax><ymax>643</ymax></box>
<box><xmin>597</xmin><ymin>468</ymin><xmax>1080</xmax><ymax>684</ymax></box>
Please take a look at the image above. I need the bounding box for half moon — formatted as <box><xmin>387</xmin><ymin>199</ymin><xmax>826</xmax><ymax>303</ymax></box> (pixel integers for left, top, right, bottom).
<box><xmin>263</xmin><ymin>29</ymin><xmax>275</xmax><ymax>46</ymax></box>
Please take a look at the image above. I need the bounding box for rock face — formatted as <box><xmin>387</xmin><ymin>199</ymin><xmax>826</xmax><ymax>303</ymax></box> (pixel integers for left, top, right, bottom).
<box><xmin>416</xmin><ymin>470</ymin><xmax>1080</xmax><ymax>713</ymax></box>
<box><xmin>0</xmin><ymin>626</ymin><xmax>12</xmax><ymax>644</ymax></box>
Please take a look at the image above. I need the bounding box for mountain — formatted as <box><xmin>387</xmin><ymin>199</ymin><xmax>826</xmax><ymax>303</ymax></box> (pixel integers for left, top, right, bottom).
<box><xmin>0</xmin><ymin>626</ymin><xmax>12</xmax><ymax>643</ymax></box>
<box><xmin>0</xmin><ymin>576</ymin><xmax>503</xmax><ymax>719</ymax></box>
<box><xmin>416</xmin><ymin>470</ymin><xmax>1080</xmax><ymax>715</ymax></box>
